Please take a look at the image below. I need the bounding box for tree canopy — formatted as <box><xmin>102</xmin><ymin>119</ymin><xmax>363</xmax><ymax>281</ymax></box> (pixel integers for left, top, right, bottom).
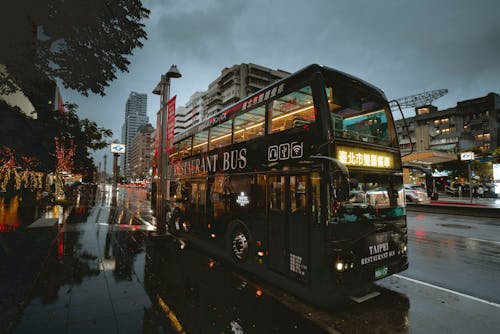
<box><xmin>0</xmin><ymin>0</ymin><xmax>149</xmax><ymax>96</ymax></box>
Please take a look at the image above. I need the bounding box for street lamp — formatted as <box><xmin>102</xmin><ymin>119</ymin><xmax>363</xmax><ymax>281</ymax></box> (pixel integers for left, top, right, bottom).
<box><xmin>153</xmin><ymin>65</ymin><xmax>181</xmax><ymax>235</ymax></box>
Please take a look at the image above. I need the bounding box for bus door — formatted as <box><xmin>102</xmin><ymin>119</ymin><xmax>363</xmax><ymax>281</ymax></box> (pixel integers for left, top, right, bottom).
<box><xmin>186</xmin><ymin>180</ymin><xmax>207</xmax><ymax>235</ymax></box>
<box><xmin>268</xmin><ymin>174</ymin><xmax>310</xmax><ymax>283</ymax></box>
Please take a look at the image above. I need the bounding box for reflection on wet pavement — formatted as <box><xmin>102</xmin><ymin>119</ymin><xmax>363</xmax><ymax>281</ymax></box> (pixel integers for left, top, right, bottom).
<box><xmin>9</xmin><ymin>188</ymin><xmax>413</xmax><ymax>334</ymax></box>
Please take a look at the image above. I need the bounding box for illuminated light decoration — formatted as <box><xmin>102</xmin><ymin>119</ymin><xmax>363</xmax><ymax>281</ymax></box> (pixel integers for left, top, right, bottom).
<box><xmin>255</xmin><ymin>289</ymin><xmax>263</xmax><ymax>297</ymax></box>
<box><xmin>211</xmin><ymin>233</ymin><xmax>216</xmax><ymax>238</ymax></box>
<box><xmin>257</xmin><ymin>251</ymin><xmax>264</xmax><ymax>257</ymax></box>
<box><xmin>337</xmin><ymin>146</ymin><xmax>394</xmax><ymax>169</ymax></box>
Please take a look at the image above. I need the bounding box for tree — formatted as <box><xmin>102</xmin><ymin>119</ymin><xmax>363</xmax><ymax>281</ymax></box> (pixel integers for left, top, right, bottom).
<box><xmin>53</xmin><ymin>104</ymin><xmax>113</xmax><ymax>178</ymax></box>
<box><xmin>0</xmin><ymin>0</ymin><xmax>149</xmax><ymax>96</ymax></box>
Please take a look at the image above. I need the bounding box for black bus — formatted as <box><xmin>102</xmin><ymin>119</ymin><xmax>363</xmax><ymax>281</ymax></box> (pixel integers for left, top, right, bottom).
<box><xmin>159</xmin><ymin>64</ymin><xmax>408</xmax><ymax>305</ymax></box>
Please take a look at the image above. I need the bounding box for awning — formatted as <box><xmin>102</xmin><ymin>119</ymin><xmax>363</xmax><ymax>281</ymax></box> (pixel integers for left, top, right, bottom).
<box><xmin>402</xmin><ymin>150</ymin><xmax>457</xmax><ymax>166</ymax></box>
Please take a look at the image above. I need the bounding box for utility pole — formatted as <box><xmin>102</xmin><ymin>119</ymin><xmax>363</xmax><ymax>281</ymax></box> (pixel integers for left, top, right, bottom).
<box><xmin>152</xmin><ymin>65</ymin><xmax>181</xmax><ymax>235</ymax></box>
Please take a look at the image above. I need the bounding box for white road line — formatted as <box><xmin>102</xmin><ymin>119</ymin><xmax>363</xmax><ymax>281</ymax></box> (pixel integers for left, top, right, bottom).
<box><xmin>394</xmin><ymin>274</ymin><xmax>500</xmax><ymax>308</ymax></box>
<box><xmin>468</xmin><ymin>238</ymin><xmax>500</xmax><ymax>245</ymax></box>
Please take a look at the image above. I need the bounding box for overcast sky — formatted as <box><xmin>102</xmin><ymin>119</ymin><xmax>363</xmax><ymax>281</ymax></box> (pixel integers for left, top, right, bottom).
<box><xmin>61</xmin><ymin>0</ymin><xmax>500</xmax><ymax>173</ymax></box>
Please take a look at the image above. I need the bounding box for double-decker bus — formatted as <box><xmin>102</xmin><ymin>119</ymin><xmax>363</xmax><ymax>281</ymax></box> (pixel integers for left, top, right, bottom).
<box><xmin>160</xmin><ymin>64</ymin><xmax>408</xmax><ymax>305</ymax></box>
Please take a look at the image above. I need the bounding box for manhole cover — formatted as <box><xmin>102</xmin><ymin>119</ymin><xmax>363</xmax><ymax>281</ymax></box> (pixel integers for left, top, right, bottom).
<box><xmin>438</xmin><ymin>224</ymin><xmax>472</xmax><ymax>229</ymax></box>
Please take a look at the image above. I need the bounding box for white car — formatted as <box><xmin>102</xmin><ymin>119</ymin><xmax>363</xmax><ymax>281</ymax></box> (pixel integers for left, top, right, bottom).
<box><xmin>404</xmin><ymin>184</ymin><xmax>430</xmax><ymax>203</ymax></box>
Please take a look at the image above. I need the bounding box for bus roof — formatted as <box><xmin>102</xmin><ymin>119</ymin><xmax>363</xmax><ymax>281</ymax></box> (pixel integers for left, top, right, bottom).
<box><xmin>174</xmin><ymin>64</ymin><xmax>386</xmax><ymax>143</ymax></box>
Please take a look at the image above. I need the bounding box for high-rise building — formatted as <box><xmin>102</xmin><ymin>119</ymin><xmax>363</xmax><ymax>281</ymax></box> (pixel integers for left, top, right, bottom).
<box><xmin>129</xmin><ymin>123</ymin><xmax>154</xmax><ymax>181</ymax></box>
<box><xmin>121</xmin><ymin>92</ymin><xmax>148</xmax><ymax>179</ymax></box>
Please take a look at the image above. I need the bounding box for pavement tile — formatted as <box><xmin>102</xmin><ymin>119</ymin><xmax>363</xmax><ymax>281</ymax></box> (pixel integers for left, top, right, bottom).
<box><xmin>13</xmin><ymin>307</ymin><xmax>68</xmax><ymax>333</ymax></box>
<box><xmin>115</xmin><ymin>309</ymin><xmax>153</xmax><ymax>334</ymax></box>
<box><xmin>111</xmin><ymin>293</ymin><xmax>152</xmax><ymax>315</ymax></box>
<box><xmin>67</xmin><ymin>298</ymin><xmax>114</xmax><ymax>323</ymax></box>
<box><xmin>66</xmin><ymin>315</ymin><xmax>118</xmax><ymax>334</ymax></box>
<box><xmin>106</xmin><ymin>279</ymin><xmax>146</xmax><ymax>299</ymax></box>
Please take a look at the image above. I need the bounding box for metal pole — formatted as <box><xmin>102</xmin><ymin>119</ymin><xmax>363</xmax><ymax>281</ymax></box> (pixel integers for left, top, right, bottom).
<box><xmin>103</xmin><ymin>154</ymin><xmax>108</xmax><ymax>186</ymax></box>
<box><xmin>113</xmin><ymin>153</ymin><xmax>119</xmax><ymax>191</ymax></box>
<box><xmin>468</xmin><ymin>161</ymin><xmax>472</xmax><ymax>203</ymax></box>
<box><xmin>158</xmin><ymin>76</ymin><xmax>171</xmax><ymax>235</ymax></box>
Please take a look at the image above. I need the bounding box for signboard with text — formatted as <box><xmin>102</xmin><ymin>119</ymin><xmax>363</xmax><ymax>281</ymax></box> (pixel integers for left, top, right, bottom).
<box><xmin>166</xmin><ymin>95</ymin><xmax>176</xmax><ymax>153</ymax></box>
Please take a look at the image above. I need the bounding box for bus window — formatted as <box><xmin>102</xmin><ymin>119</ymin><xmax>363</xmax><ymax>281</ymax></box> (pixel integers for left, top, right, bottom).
<box><xmin>210</xmin><ymin>119</ymin><xmax>232</xmax><ymax>150</ymax></box>
<box><xmin>192</xmin><ymin>130</ymin><xmax>208</xmax><ymax>155</ymax></box>
<box><xmin>326</xmin><ymin>86</ymin><xmax>395</xmax><ymax>146</ymax></box>
<box><xmin>178</xmin><ymin>137</ymin><xmax>192</xmax><ymax>159</ymax></box>
<box><xmin>271</xmin><ymin>86</ymin><xmax>315</xmax><ymax>133</ymax></box>
<box><xmin>311</xmin><ymin>173</ymin><xmax>321</xmax><ymax>225</ymax></box>
<box><xmin>291</xmin><ymin>175</ymin><xmax>307</xmax><ymax>214</ymax></box>
<box><xmin>233</xmin><ymin>106</ymin><xmax>266</xmax><ymax>143</ymax></box>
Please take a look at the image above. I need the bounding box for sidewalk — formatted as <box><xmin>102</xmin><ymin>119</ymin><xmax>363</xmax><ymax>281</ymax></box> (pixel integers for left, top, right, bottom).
<box><xmin>407</xmin><ymin>193</ymin><xmax>500</xmax><ymax>217</ymax></box>
<box><xmin>5</xmin><ymin>191</ymin><xmax>167</xmax><ymax>334</ymax></box>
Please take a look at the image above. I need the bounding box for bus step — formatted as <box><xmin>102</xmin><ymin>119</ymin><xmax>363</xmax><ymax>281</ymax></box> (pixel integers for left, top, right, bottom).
<box><xmin>350</xmin><ymin>291</ymin><xmax>381</xmax><ymax>303</ymax></box>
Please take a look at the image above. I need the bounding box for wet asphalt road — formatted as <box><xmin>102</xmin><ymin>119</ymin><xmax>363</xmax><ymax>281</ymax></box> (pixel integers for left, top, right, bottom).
<box><xmin>9</xmin><ymin>187</ymin><xmax>500</xmax><ymax>333</ymax></box>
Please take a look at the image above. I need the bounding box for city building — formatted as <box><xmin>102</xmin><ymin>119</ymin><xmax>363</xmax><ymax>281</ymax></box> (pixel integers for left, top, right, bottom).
<box><xmin>121</xmin><ymin>92</ymin><xmax>148</xmax><ymax>179</ymax></box>
<box><xmin>396</xmin><ymin>92</ymin><xmax>500</xmax><ymax>189</ymax></box>
<box><xmin>167</xmin><ymin>63</ymin><xmax>289</xmax><ymax>139</ymax></box>
<box><xmin>202</xmin><ymin>63</ymin><xmax>289</xmax><ymax>119</ymax></box>
<box><xmin>396</xmin><ymin>92</ymin><xmax>500</xmax><ymax>159</ymax></box>
<box><xmin>129</xmin><ymin>123</ymin><xmax>154</xmax><ymax>181</ymax></box>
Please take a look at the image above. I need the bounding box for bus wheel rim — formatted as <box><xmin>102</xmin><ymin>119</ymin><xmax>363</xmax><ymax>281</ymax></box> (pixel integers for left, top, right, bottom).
<box><xmin>232</xmin><ymin>231</ymin><xmax>248</xmax><ymax>260</ymax></box>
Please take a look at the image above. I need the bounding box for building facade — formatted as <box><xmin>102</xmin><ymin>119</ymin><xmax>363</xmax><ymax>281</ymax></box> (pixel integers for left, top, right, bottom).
<box><xmin>121</xmin><ymin>92</ymin><xmax>148</xmax><ymax>179</ymax></box>
<box><xmin>396</xmin><ymin>92</ymin><xmax>500</xmax><ymax>156</ymax></box>
<box><xmin>129</xmin><ymin>123</ymin><xmax>154</xmax><ymax>181</ymax></box>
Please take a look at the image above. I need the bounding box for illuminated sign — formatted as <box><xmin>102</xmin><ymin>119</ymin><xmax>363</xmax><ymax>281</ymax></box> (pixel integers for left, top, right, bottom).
<box><xmin>337</xmin><ymin>146</ymin><xmax>394</xmax><ymax>168</ymax></box>
<box><xmin>236</xmin><ymin>192</ymin><xmax>249</xmax><ymax>206</ymax></box>
<box><xmin>110</xmin><ymin>143</ymin><xmax>126</xmax><ymax>154</ymax></box>
<box><xmin>460</xmin><ymin>152</ymin><xmax>474</xmax><ymax>161</ymax></box>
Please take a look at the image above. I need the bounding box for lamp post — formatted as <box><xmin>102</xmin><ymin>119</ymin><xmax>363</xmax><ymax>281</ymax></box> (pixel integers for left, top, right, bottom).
<box><xmin>152</xmin><ymin>65</ymin><xmax>181</xmax><ymax>235</ymax></box>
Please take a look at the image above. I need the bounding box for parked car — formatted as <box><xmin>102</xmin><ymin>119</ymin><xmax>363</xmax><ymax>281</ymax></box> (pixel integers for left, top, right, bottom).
<box><xmin>404</xmin><ymin>184</ymin><xmax>430</xmax><ymax>203</ymax></box>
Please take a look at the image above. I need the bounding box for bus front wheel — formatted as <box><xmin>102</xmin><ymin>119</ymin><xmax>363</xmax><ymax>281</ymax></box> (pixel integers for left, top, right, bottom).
<box><xmin>228</xmin><ymin>223</ymin><xmax>251</xmax><ymax>262</ymax></box>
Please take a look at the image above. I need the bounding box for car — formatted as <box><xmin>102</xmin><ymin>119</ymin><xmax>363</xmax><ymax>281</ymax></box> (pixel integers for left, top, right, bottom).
<box><xmin>404</xmin><ymin>184</ymin><xmax>430</xmax><ymax>203</ymax></box>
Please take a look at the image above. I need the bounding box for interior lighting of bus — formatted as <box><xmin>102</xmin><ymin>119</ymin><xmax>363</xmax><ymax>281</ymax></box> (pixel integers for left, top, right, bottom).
<box><xmin>271</xmin><ymin>104</ymin><xmax>314</xmax><ymax>122</ymax></box>
<box><xmin>337</xmin><ymin>145</ymin><xmax>394</xmax><ymax>168</ymax></box>
<box><xmin>176</xmin><ymin>105</ymin><xmax>316</xmax><ymax>153</ymax></box>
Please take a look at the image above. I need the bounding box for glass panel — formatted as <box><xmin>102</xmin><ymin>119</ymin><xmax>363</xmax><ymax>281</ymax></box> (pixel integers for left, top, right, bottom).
<box><xmin>233</xmin><ymin>106</ymin><xmax>266</xmax><ymax>143</ymax></box>
<box><xmin>291</xmin><ymin>175</ymin><xmax>307</xmax><ymax>213</ymax></box>
<box><xmin>192</xmin><ymin>130</ymin><xmax>208</xmax><ymax>155</ymax></box>
<box><xmin>269</xmin><ymin>176</ymin><xmax>285</xmax><ymax>211</ymax></box>
<box><xmin>271</xmin><ymin>86</ymin><xmax>315</xmax><ymax>133</ymax></box>
<box><xmin>209</xmin><ymin>120</ymin><xmax>232</xmax><ymax>150</ymax></box>
<box><xmin>333</xmin><ymin>172</ymin><xmax>405</xmax><ymax>224</ymax></box>
<box><xmin>178</xmin><ymin>137</ymin><xmax>192</xmax><ymax>159</ymax></box>
<box><xmin>311</xmin><ymin>172</ymin><xmax>321</xmax><ymax>224</ymax></box>
<box><xmin>326</xmin><ymin>86</ymin><xmax>395</xmax><ymax>146</ymax></box>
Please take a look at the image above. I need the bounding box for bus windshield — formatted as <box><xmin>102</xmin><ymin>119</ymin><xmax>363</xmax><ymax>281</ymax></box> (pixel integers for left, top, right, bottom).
<box><xmin>333</xmin><ymin>172</ymin><xmax>405</xmax><ymax>224</ymax></box>
<box><xmin>326</xmin><ymin>86</ymin><xmax>396</xmax><ymax>147</ymax></box>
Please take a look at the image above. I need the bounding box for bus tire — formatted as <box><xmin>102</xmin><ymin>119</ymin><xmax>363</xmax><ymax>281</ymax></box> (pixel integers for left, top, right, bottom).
<box><xmin>227</xmin><ymin>222</ymin><xmax>252</xmax><ymax>262</ymax></box>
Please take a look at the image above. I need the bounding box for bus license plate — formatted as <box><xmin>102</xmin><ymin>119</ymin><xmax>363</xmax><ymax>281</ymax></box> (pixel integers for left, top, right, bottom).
<box><xmin>375</xmin><ymin>265</ymin><xmax>388</xmax><ymax>279</ymax></box>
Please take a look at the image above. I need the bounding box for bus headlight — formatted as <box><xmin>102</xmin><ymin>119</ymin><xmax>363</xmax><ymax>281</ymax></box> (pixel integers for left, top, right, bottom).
<box><xmin>335</xmin><ymin>260</ymin><xmax>345</xmax><ymax>272</ymax></box>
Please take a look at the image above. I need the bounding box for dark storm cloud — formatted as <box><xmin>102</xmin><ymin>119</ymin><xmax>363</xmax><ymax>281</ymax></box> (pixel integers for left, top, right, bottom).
<box><xmin>63</xmin><ymin>0</ymin><xmax>500</xmax><ymax>171</ymax></box>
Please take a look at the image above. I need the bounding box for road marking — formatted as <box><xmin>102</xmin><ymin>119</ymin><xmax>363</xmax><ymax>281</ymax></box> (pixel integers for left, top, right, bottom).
<box><xmin>468</xmin><ymin>238</ymin><xmax>500</xmax><ymax>245</ymax></box>
<box><xmin>394</xmin><ymin>274</ymin><xmax>500</xmax><ymax>308</ymax></box>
